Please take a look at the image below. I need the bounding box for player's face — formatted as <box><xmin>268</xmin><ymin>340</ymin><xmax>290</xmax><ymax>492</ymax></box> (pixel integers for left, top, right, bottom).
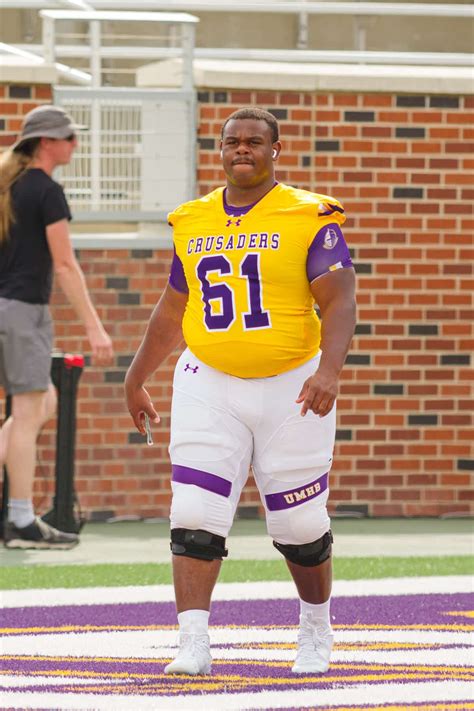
<box><xmin>221</xmin><ymin>119</ymin><xmax>277</xmax><ymax>188</ymax></box>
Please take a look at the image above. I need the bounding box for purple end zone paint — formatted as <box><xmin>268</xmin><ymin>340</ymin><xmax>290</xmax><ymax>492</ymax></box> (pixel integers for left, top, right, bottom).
<box><xmin>3</xmin><ymin>593</ymin><xmax>471</xmax><ymax>630</ymax></box>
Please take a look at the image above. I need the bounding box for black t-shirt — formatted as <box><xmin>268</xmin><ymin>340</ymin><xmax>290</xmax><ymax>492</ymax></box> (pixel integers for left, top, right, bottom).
<box><xmin>0</xmin><ymin>168</ymin><xmax>71</xmax><ymax>304</ymax></box>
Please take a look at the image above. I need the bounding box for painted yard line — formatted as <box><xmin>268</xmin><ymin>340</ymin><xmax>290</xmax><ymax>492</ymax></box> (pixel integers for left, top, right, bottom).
<box><xmin>2</xmin><ymin>628</ymin><xmax>472</xmax><ymax>654</ymax></box>
<box><xmin>3</xmin><ymin>629</ymin><xmax>471</xmax><ymax>644</ymax></box>
<box><xmin>2</xmin><ymin>660</ymin><xmax>470</xmax><ymax>677</ymax></box>
<box><xmin>2</xmin><ymin>680</ymin><xmax>473</xmax><ymax>710</ymax></box>
<box><xmin>2</xmin><ymin>575</ymin><xmax>472</xmax><ymax>608</ymax></box>
<box><xmin>2</xmin><ymin>642</ymin><xmax>472</xmax><ymax>667</ymax></box>
<box><xmin>0</xmin><ymin>676</ymin><xmax>117</xmax><ymax>688</ymax></box>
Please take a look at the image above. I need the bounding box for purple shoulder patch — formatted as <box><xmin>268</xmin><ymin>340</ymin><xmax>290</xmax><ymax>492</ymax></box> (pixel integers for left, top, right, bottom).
<box><xmin>307</xmin><ymin>223</ymin><xmax>353</xmax><ymax>282</ymax></box>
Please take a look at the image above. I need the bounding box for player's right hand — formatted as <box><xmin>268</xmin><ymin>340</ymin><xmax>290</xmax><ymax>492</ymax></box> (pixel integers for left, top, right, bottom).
<box><xmin>125</xmin><ymin>383</ymin><xmax>160</xmax><ymax>434</ymax></box>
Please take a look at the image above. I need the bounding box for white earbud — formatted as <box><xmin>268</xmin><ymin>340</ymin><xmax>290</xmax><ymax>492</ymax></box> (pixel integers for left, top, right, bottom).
<box><xmin>220</xmin><ymin>149</ymin><xmax>223</xmax><ymax>158</ymax></box>
<box><xmin>272</xmin><ymin>149</ymin><xmax>277</xmax><ymax>159</ymax></box>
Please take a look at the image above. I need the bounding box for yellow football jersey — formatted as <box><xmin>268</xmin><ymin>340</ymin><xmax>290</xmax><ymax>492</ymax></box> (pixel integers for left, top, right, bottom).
<box><xmin>168</xmin><ymin>183</ymin><xmax>346</xmax><ymax>378</ymax></box>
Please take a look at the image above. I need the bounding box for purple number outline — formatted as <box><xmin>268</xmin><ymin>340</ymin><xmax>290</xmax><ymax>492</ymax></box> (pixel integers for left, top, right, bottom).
<box><xmin>197</xmin><ymin>255</ymin><xmax>236</xmax><ymax>331</ymax></box>
<box><xmin>197</xmin><ymin>253</ymin><xmax>271</xmax><ymax>332</ymax></box>
<box><xmin>240</xmin><ymin>253</ymin><xmax>271</xmax><ymax>330</ymax></box>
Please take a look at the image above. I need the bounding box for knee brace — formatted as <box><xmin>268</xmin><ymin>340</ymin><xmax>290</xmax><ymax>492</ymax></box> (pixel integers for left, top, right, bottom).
<box><xmin>170</xmin><ymin>527</ymin><xmax>228</xmax><ymax>561</ymax></box>
<box><xmin>273</xmin><ymin>530</ymin><xmax>333</xmax><ymax>567</ymax></box>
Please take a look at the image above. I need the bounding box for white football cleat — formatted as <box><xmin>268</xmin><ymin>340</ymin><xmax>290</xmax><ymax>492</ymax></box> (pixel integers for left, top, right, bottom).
<box><xmin>164</xmin><ymin>633</ymin><xmax>212</xmax><ymax>675</ymax></box>
<box><xmin>292</xmin><ymin>618</ymin><xmax>334</xmax><ymax>674</ymax></box>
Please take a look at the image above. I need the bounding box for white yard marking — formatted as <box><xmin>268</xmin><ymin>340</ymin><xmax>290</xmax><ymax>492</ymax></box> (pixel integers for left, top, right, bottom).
<box><xmin>2</xmin><ymin>575</ymin><xmax>472</xmax><ymax>608</ymax></box>
<box><xmin>3</xmin><ymin>681</ymin><xmax>473</xmax><ymax>711</ymax></box>
<box><xmin>2</xmin><ymin>627</ymin><xmax>472</xmax><ymax>660</ymax></box>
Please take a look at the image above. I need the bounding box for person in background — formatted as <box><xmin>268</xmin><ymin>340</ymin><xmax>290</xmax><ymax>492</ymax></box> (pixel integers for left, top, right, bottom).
<box><xmin>0</xmin><ymin>105</ymin><xmax>114</xmax><ymax>549</ymax></box>
<box><xmin>125</xmin><ymin>107</ymin><xmax>356</xmax><ymax>675</ymax></box>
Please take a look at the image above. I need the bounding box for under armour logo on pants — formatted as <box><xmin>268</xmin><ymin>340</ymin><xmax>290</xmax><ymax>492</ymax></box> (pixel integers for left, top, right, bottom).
<box><xmin>184</xmin><ymin>364</ymin><xmax>199</xmax><ymax>374</ymax></box>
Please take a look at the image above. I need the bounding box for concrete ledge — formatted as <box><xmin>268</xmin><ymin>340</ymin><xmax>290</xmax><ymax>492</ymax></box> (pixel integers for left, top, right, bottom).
<box><xmin>0</xmin><ymin>57</ymin><xmax>58</xmax><ymax>84</ymax></box>
<box><xmin>71</xmin><ymin>231</ymin><xmax>173</xmax><ymax>250</ymax></box>
<box><xmin>137</xmin><ymin>57</ymin><xmax>474</xmax><ymax>95</ymax></box>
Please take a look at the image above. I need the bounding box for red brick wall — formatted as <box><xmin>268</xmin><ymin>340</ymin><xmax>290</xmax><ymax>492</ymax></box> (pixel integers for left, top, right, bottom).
<box><xmin>194</xmin><ymin>90</ymin><xmax>474</xmax><ymax>518</ymax></box>
<box><xmin>1</xmin><ymin>83</ymin><xmax>473</xmax><ymax>519</ymax></box>
<box><xmin>0</xmin><ymin>83</ymin><xmax>53</xmax><ymax>147</ymax></box>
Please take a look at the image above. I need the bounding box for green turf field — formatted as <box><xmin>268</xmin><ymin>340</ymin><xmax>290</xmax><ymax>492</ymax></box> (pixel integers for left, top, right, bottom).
<box><xmin>1</xmin><ymin>555</ymin><xmax>472</xmax><ymax>590</ymax></box>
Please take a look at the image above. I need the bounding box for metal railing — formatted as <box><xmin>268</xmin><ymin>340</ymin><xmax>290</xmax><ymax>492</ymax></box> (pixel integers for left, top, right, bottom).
<box><xmin>11</xmin><ymin>45</ymin><xmax>474</xmax><ymax>68</ymax></box>
<box><xmin>3</xmin><ymin>1</ymin><xmax>473</xmax><ymax>51</ymax></box>
<box><xmin>40</xmin><ymin>9</ymin><xmax>198</xmax><ymax>87</ymax></box>
<box><xmin>4</xmin><ymin>1</ymin><xmax>474</xmax><ymax>15</ymax></box>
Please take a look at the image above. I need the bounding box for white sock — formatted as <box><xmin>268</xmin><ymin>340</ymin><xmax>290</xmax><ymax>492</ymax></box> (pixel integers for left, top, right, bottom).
<box><xmin>177</xmin><ymin>609</ymin><xmax>210</xmax><ymax>635</ymax></box>
<box><xmin>300</xmin><ymin>598</ymin><xmax>331</xmax><ymax>629</ymax></box>
<box><xmin>8</xmin><ymin>499</ymin><xmax>35</xmax><ymax>529</ymax></box>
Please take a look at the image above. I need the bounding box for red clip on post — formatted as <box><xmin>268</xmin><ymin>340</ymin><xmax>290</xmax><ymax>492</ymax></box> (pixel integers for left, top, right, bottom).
<box><xmin>63</xmin><ymin>354</ymin><xmax>85</xmax><ymax>369</ymax></box>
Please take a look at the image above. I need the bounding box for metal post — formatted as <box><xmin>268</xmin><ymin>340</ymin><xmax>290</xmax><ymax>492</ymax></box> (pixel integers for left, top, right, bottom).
<box><xmin>89</xmin><ymin>19</ymin><xmax>102</xmax><ymax>211</ymax></box>
<box><xmin>181</xmin><ymin>22</ymin><xmax>195</xmax><ymax>93</ymax></box>
<box><xmin>354</xmin><ymin>16</ymin><xmax>367</xmax><ymax>52</ymax></box>
<box><xmin>182</xmin><ymin>21</ymin><xmax>196</xmax><ymax>200</ymax></box>
<box><xmin>89</xmin><ymin>19</ymin><xmax>102</xmax><ymax>87</ymax></box>
<box><xmin>41</xmin><ymin>353</ymin><xmax>85</xmax><ymax>534</ymax></box>
<box><xmin>42</xmin><ymin>15</ymin><xmax>55</xmax><ymax>64</ymax></box>
<box><xmin>0</xmin><ymin>396</ymin><xmax>12</xmax><ymax>538</ymax></box>
<box><xmin>297</xmin><ymin>11</ymin><xmax>309</xmax><ymax>50</ymax></box>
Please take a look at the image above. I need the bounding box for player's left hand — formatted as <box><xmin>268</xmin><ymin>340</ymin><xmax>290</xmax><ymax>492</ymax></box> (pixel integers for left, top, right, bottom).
<box><xmin>296</xmin><ymin>370</ymin><xmax>338</xmax><ymax>417</ymax></box>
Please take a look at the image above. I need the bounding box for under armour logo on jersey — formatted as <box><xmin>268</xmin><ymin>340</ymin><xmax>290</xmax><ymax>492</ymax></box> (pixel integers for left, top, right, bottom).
<box><xmin>184</xmin><ymin>363</ymin><xmax>199</xmax><ymax>374</ymax></box>
<box><xmin>226</xmin><ymin>218</ymin><xmax>242</xmax><ymax>227</ymax></box>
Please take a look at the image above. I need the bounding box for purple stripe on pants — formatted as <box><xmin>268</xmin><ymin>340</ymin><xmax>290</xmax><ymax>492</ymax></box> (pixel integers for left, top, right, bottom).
<box><xmin>172</xmin><ymin>464</ymin><xmax>232</xmax><ymax>498</ymax></box>
<box><xmin>265</xmin><ymin>472</ymin><xmax>328</xmax><ymax>511</ymax></box>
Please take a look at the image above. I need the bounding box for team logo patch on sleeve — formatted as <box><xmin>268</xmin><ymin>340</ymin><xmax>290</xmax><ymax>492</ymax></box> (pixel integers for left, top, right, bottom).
<box><xmin>323</xmin><ymin>227</ymin><xmax>340</xmax><ymax>249</ymax></box>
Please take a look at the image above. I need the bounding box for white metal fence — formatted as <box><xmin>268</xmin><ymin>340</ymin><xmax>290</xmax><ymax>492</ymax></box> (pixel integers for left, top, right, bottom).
<box><xmin>55</xmin><ymin>87</ymin><xmax>196</xmax><ymax>221</ymax></box>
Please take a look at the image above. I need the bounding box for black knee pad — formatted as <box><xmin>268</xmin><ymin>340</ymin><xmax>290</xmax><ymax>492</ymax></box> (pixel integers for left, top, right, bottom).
<box><xmin>273</xmin><ymin>530</ymin><xmax>333</xmax><ymax>567</ymax></box>
<box><xmin>170</xmin><ymin>528</ymin><xmax>228</xmax><ymax>561</ymax></box>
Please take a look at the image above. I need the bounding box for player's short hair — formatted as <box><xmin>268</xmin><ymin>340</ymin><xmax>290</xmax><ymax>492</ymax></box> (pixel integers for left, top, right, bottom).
<box><xmin>221</xmin><ymin>107</ymin><xmax>279</xmax><ymax>143</ymax></box>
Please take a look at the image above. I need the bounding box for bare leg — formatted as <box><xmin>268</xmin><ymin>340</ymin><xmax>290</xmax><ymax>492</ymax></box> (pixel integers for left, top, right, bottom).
<box><xmin>3</xmin><ymin>383</ymin><xmax>78</xmax><ymax>548</ymax></box>
<box><xmin>0</xmin><ymin>416</ymin><xmax>12</xmax><ymax>468</ymax></box>
<box><xmin>286</xmin><ymin>557</ymin><xmax>334</xmax><ymax>674</ymax></box>
<box><xmin>285</xmin><ymin>557</ymin><xmax>332</xmax><ymax>604</ymax></box>
<box><xmin>164</xmin><ymin>555</ymin><xmax>221</xmax><ymax>675</ymax></box>
<box><xmin>172</xmin><ymin>555</ymin><xmax>222</xmax><ymax>612</ymax></box>
<box><xmin>6</xmin><ymin>385</ymin><xmax>56</xmax><ymax>499</ymax></box>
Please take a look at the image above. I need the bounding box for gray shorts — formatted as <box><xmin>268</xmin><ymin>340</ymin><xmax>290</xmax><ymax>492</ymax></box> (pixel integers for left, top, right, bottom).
<box><xmin>0</xmin><ymin>297</ymin><xmax>53</xmax><ymax>395</ymax></box>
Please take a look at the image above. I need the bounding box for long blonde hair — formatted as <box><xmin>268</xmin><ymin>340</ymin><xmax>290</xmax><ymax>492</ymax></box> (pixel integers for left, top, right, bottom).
<box><xmin>0</xmin><ymin>139</ymin><xmax>40</xmax><ymax>245</ymax></box>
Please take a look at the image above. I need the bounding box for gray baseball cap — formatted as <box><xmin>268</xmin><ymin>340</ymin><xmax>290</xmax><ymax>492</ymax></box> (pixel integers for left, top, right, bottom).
<box><xmin>11</xmin><ymin>104</ymin><xmax>87</xmax><ymax>152</ymax></box>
